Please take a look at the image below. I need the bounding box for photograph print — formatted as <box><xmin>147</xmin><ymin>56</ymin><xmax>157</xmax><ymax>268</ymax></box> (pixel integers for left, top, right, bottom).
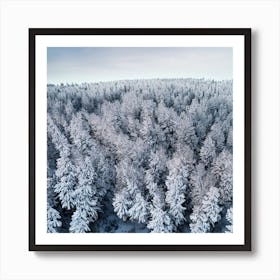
<box><xmin>29</xmin><ymin>29</ymin><xmax>251</xmax><ymax>251</ymax></box>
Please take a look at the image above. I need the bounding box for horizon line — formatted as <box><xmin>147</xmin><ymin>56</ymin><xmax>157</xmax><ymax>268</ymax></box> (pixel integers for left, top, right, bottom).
<box><xmin>47</xmin><ymin>77</ymin><xmax>233</xmax><ymax>86</ymax></box>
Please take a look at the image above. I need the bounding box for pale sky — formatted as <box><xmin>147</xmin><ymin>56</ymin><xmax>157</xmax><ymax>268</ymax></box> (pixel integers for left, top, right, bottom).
<box><xmin>47</xmin><ymin>47</ymin><xmax>232</xmax><ymax>84</ymax></box>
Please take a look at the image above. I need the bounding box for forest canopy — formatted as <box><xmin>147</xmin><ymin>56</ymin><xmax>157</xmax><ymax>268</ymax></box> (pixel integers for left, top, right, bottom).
<box><xmin>47</xmin><ymin>78</ymin><xmax>233</xmax><ymax>233</ymax></box>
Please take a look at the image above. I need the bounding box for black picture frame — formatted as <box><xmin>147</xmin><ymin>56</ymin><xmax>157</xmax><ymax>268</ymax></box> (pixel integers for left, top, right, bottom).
<box><xmin>29</xmin><ymin>28</ymin><xmax>251</xmax><ymax>251</ymax></box>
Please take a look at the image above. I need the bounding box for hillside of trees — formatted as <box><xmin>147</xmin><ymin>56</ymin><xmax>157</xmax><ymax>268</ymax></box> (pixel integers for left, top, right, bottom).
<box><xmin>47</xmin><ymin>78</ymin><xmax>233</xmax><ymax>233</ymax></box>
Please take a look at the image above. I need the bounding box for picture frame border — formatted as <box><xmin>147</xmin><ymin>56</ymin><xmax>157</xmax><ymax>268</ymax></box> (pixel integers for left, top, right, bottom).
<box><xmin>29</xmin><ymin>28</ymin><xmax>251</xmax><ymax>251</ymax></box>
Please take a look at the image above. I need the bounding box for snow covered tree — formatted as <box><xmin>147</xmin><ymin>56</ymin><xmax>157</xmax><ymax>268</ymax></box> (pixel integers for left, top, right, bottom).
<box><xmin>189</xmin><ymin>98</ymin><xmax>212</xmax><ymax>143</ymax></box>
<box><xmin>226</xmin><ymin>126</ymin><xmax>233</xmax><ymax>151</ymax></box>
<box><xmin>69</xmin><ymin>207</ymin><xmax>91</xmax><ymax>233</ymax></box>
<box><xmin>190</xmin><ymin>186</ymin><xmax>222</xmax><ymax>233</ymax></box>
<box><xmin>211</xmin><ymin>149</ymin><xmax>233</xmax><ymax>203</ymax></box>
<box><xmin>140</xmin><ymin>101</ymin><xmax>156</xmax><ymax>146</ymax></box>
<box><xmin>156</xmin><ymin>101</ymin><xmax>177</xmax><ymax>151</ymax></box>
<box><xmin>208</xmin><ymin>122</ymin><xmax>225</xmax><ymax>154</ymax></box>
<box><xmin>200</xmin><ymin>134</ymin><xmax>216</xmax><ymax>167</ymax></box>
<box><xmin>68</xmin><ymin>159</ymin><xmax>100</xmax><ymax>232</ymax></box>
<box><xmin>190</xmin><ymin>163</ymin><xmax>207</xmax><ymax>206</ymax></box>
<box><xmin>47</xmin><ymin>203</ymin><xmax>62</xmax><ymax>233</ymax></box>
<box><xmin>54</xmin><ymin>155</ymin><xmax>77</xmax><ymax>210</ymax></box>
<box><xmin>225</xmin><ymin>207</ymin><xmax>233</xmax><ymax>233</ymax></box>
<box><xmin>147</xmin><ymin>193</ymin><xmax>173</xmax><ymax>233</ymax></box>
<box><xmin>47</xmin><ymin>114</ymin><xmax>70</xmax><ymax>157</ymax></box>
<box><xmin>128</xmin><ymin>193</ymin><xmax>148</xmax><ymax>224</ymax></box>
<box><xmin>48</xmin><ymin>114</ymin><xmax>77</xmax><ymax>211</ymax></box>
<box><xmin>165</xmin><ymin>173</ymin><xmax>186</xmax><ymax>227</ymax></box>
<box><xmin>175</xmin><ymin>113</ymin><xmax>198</xmax><ymax>150</ymax></box>
<box><xmin>112</xmin><ymin>189</ymin><xmax>132</xmax><ymax>221</ymax></box>
<box><xmin>69</xmin><ymin>112</ymin><xmax>94</xmax><ymax>155</ymax></box>
<box><xmin>165</xmin><ymin>147</ymin><xmax>194</xmax><ymax>228</ymax></box>
<box><xmin>145</xmin><ymin>148</ymin><xmax>168</xmax><ymax>191</ymax></box>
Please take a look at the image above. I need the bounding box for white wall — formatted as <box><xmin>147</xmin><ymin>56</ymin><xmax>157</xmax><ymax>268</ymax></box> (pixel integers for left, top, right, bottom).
<box><xmin>0</xmin><ymin>1</ymin><xmax>279</xmax><ymax>279</ymax></box>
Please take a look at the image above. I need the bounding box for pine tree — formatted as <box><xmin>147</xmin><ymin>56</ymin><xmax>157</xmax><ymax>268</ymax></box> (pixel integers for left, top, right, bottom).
<box><xmin>69</xmin><ymin>207</ymin><xmax>91</xmax><ymax>233</ymax></box>
<box><xmin>47</xmin><ymin>114</ymin><xmax>70</xmax><ymax>157</ymax></box>
<box><xmin>165</xmin><ymin>148</ymin><xmax>194</xmax><ymax>228</ymax></box>
<box><xmin>47</xmin><ymin>203</ymin><xmax>62</xmax><ymax>233</ymax></box>
<box><xmin>69</xmin><ymin>158</ymin><xmax>100</xmax><ymax>232</ymax></box>
<box><xmin>54</xmin><ymin>154</ymin><xmax>77</xmax><ymax>210</ymax></box>
<box><xmin>225</xmin><ymin>207</ymin><xmax>233</xmax><ymax>233</ymax></box>
<box><xmin>190</xmin><ymin>162</ymin><xmax>207</xmax><ymax>206</ymax></box>
<box><xmin>209</xmin><ymin>122</ymin><xmax>225</xmax><ymax>153</ymax></box>
<box><xmin>128</xmin><ymin>193</ymin><xmax>148</xmax><ymax>223</ymax></box>
<box><xmin>211</xmin><ymin>149</ymin><xmax>233</xmax><ymax>203</ymax></box>
<box><xmin>147</xmin><ymin>193</ymin><xmax>173</xmax><ymax>233</ymax></box>
<box><xmin>175</xmin><ymin>113</ymin><xmax>198</xmax><ymax>150</ymax></box>
<box><xmin>112</xmin><ymin>189</ymin><xmax>132</xmax><ymax>221</ymax></box>
<box><xmin>140</xmin><ymin>100</ymin><xmax>156</xmax><ymax>146</ymax></box>
<box><xmin>190</xmin><ymin>186</ymin><xmax>222</xmax><ymax>233</ymax></box>
<box><xmin>145</xmin><ymin>148</ymin><xmax>167</xmax><ymax>191</ymax></box>
<box><xmin>200</xmin><ymin>134</ymin><xmax>216</xmax><ymax>167</ymax></box>
<box><xmin>165</xmin><ymin>173</ymin><xmax>186</xmax><ymax>227</ymax></box>
<box><xmin>69</xmin><ymin>112</ymin><xmax>94</xmax><ymax>155</ymax></box>
<box><xmin>226</xmin><ymin>127</ymin><xmax>233</xmax><ymax>151</ymax></box>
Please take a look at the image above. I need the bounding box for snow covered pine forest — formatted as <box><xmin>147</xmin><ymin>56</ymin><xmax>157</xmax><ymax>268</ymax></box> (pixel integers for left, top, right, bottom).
<box><xmin>47</xmin><ymin>78</ymin><xmax>233</xmax><ymax>233</ymax></box>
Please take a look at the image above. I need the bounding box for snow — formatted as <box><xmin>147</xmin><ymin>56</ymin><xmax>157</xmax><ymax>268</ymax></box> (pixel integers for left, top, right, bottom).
<box><xmin>47</xmin><ymin>78</ymin><xmax>233</xmax><ymax>233</ymax></box>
